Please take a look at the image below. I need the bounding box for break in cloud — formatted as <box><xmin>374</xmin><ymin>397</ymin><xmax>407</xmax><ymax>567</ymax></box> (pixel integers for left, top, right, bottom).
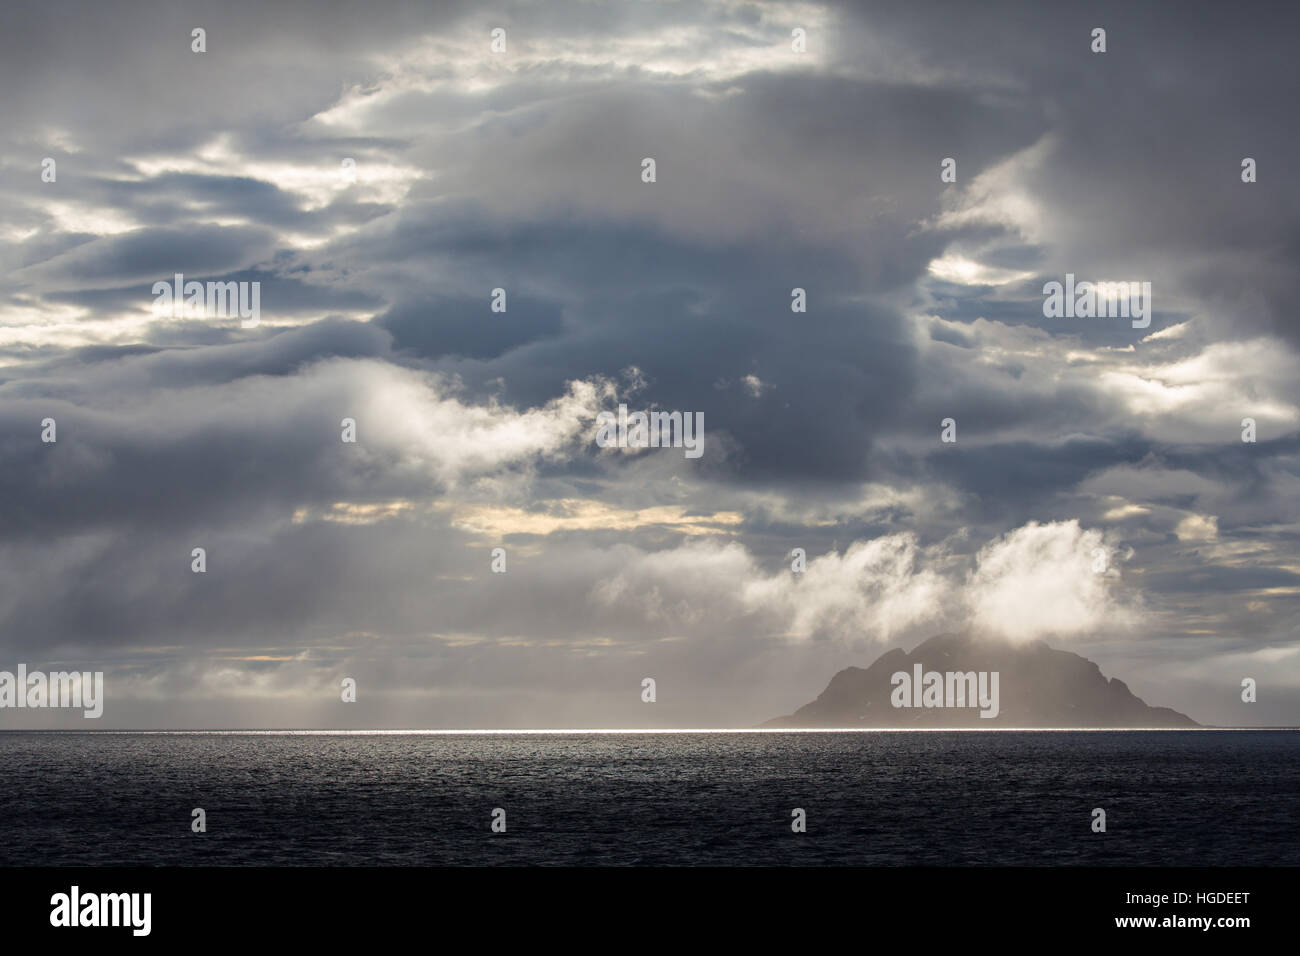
<box><xmin>0</xmin><ymin>0</ymin><xmax>1297</xmax><ymax>727</ymax></box>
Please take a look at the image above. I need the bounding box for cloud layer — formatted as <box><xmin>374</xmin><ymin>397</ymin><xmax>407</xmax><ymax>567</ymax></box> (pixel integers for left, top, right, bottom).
<box><xmin>1</xmin><ymin>0</ymin><xmax>1297</xmax><ymax>727</ymax></box>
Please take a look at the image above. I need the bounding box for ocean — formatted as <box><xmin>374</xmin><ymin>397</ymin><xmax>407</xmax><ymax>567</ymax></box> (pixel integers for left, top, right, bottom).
<box><xmin>1</xmin><ymin>730</ymin><xmax>1296</xmax><ymax>866</ymax></box>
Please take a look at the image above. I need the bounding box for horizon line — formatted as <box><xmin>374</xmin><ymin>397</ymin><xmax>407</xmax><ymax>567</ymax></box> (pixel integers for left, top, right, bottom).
<box><xmin>0</xmin><ymin>727</ymin><xmax>1296</xmax><ymax>734</ymax></box>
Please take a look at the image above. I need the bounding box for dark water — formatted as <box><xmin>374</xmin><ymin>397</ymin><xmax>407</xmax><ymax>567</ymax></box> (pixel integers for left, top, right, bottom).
<box><xmin>0</xmin><ymin>730</ymin><xmax>1295</xmax><ymax>866</ymax></box>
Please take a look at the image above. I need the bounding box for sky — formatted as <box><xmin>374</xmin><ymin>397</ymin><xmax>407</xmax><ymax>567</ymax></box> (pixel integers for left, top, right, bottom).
<box><xmin>1</xmin><ymin>0</ymin><xmax>1297</xmax><ymax>728</ymax></box>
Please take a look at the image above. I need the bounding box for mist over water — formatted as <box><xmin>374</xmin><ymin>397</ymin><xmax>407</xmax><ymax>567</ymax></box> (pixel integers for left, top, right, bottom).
<box><xmin>1</xmin><ymin>731</ymin><xmax>1296</xmax><ymax>866</ymax></box>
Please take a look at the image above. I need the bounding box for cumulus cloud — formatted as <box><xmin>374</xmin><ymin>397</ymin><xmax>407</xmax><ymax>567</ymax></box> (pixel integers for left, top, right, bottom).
<box><xmin>745</xmin><ymin>534</ymin><xmax>954</xmax><ymax>641</ymax></box>
<box><xmin>966</xmin><ymin>520</ymin><xmax>1140</xmax><ymax>643</ymax></box>
<box><xmin>594</xmin><ymin>520</ymin><xmax>1138</xmax><ymax>647</ymax></box>
<box><xmin>350</xmin><ymin>367</ymin><xmax>611</xmax><ymax>488</ymax></box>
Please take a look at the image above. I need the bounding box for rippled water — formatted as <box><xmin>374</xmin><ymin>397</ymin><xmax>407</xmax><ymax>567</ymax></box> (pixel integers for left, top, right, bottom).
<box><xmin>0</xmin><ymin>730</ymin><xmax>1295</xmax><ymax>866</ymax></box>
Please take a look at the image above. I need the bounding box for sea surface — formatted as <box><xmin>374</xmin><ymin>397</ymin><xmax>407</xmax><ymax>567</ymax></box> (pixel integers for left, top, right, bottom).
<box><xmin>0</xmin><ymin>730</ymin><xmax>1296</xmax><ymax>866</ymax></box>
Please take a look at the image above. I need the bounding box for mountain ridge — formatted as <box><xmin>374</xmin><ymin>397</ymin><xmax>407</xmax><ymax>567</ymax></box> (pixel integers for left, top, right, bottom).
<box><xmin>765</xmin><ymin>632</ymin><xmax>1199</xmax><ymax>728</ymax></box>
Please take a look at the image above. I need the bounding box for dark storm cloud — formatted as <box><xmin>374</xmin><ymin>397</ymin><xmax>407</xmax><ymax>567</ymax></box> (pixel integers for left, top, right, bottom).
<box><xmin>14</xmin><ymin>225</ymin><xmax>278</xmax><ymax>289</ymax></box>
<box><xmin>345</xmin><ymin>207</ymin><xmax>925</xmax><ymax>481</ymax></box>
<box><xmin>0</xmin><ymin>0</ymin><xmax>474</xmax><ymax>141</ymax></box>
<box><xmin>40</xmin><ymin>267</ymin><xmax>383</xmax><ymax>319</ymax></box>
<box><xmin>80</xmin><ymin>171</ymin><xmax>398</xmax><ymax>234</ymax></box>
<box><xmin>843</xmin><ymin>0</ymin><xmax>1300</xmax><ymax>343</ymax></box>
<box><xmin>377</xmin><ymin>293</ymin><xmax>565</xmax><ymax>361</ymax></box>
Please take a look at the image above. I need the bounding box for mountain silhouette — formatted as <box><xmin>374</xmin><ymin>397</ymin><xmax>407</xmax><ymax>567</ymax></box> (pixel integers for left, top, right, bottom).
<box><xmin>766</xmin><ymin>632</ymin><xmax>1199</xmax><ymax>727</ymax></box>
